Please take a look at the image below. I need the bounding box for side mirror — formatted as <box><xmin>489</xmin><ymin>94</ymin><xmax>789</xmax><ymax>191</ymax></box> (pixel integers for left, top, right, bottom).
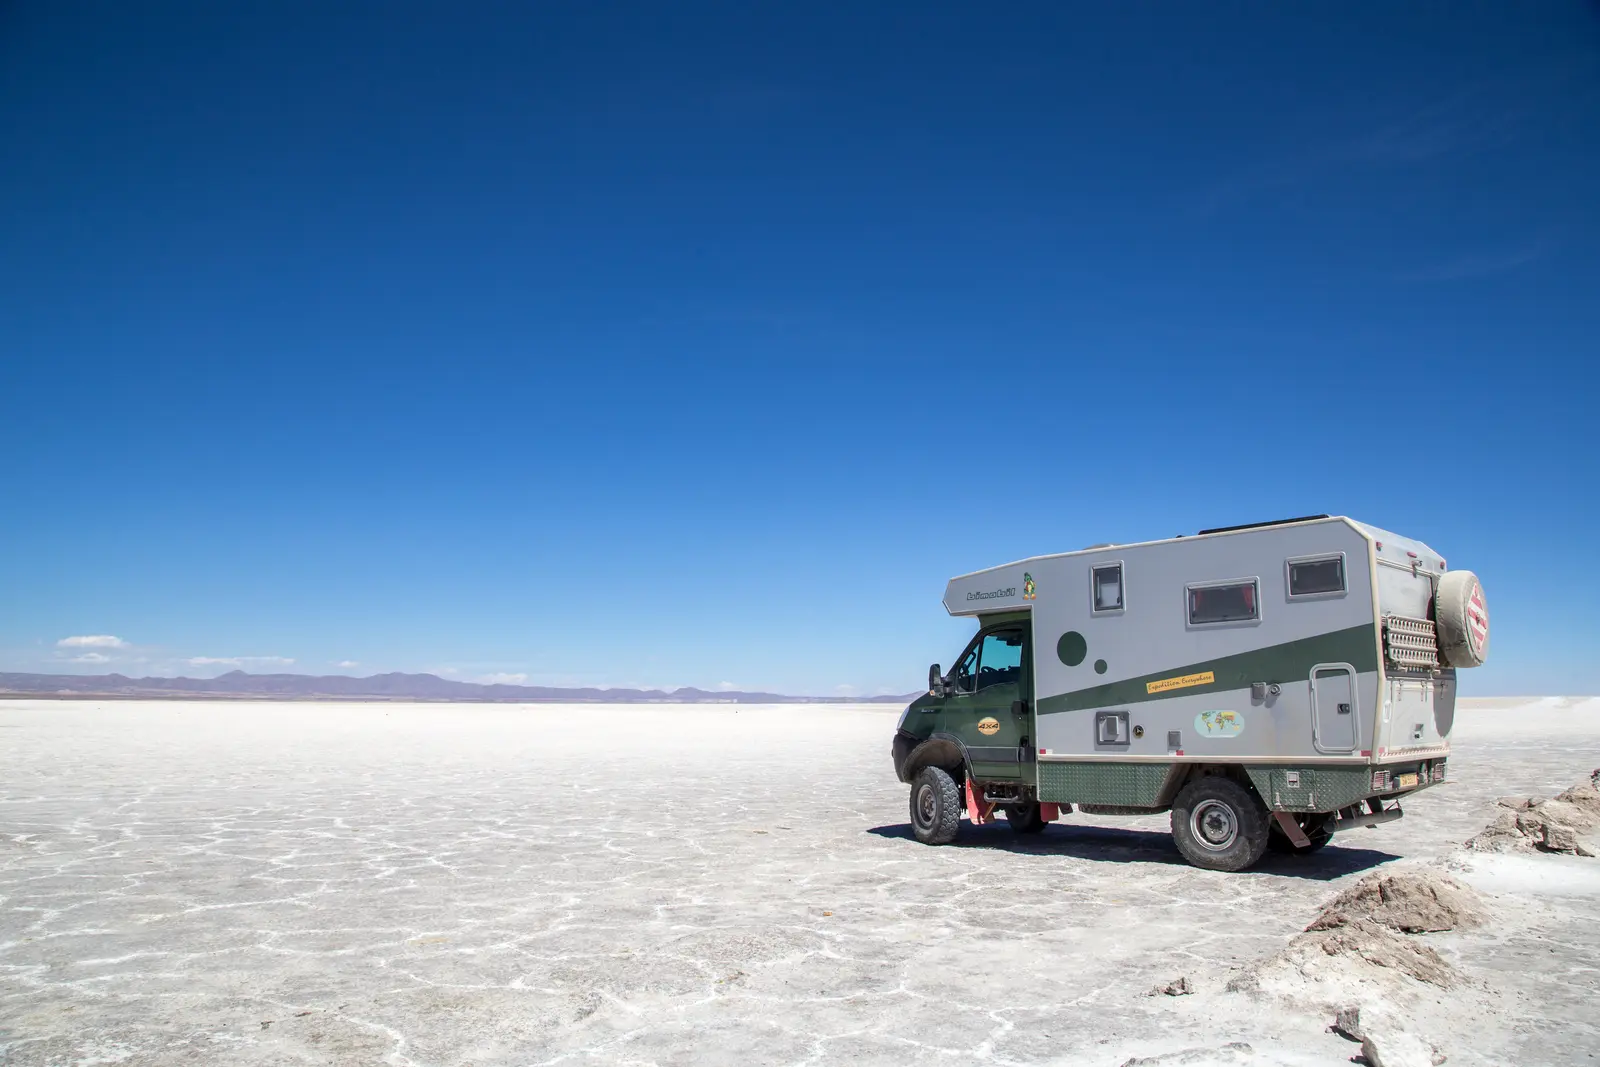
<box><xmin>928</xmin><ymin>663</ymin><xmax>945</xmax><ymax>698</ymax></box>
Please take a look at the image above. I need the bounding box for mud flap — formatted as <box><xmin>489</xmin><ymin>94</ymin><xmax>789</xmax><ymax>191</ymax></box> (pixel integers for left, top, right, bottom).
<box><xmin>1271</xmin><ymin>810</ymin><xmax>1312</xmax><ymax>848</ymax></box>
<box><xmin>1040</xmin><ymin>803</ymin><xmax>1061</xmax><ymax>822</ymax></box>
<box><xmin>965</xmin><ymin>777</ymin><xmax>996</xmax><ymax>825</ymax></box>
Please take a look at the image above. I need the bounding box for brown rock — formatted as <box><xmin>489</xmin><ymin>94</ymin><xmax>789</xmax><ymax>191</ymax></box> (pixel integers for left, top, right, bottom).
<box><xmin>1305</xmin><ymin>921</ymin><xmax>1457</xmax><ymax>987</ymax></box>
<box><xmin>1360</xmin><ymin>1028</ymin><xmax>1445</xmax><ymax>1067</ymax></box>
<box><xmin>1540</xmin><ymin>823</ymin><xmax>1598</xmax><ymax>857</ymax></box>
<box><xmin>1330</xmin><ymin>1004</ymin><xmax>1363</xmax><ymax>1042</ymax></box>
<box><xmin>1467</xmin><ymin>773</ymin><xmax>1600</xmax><ymax>854</ymax></box>
<box><xmin>1464</xmin><ymin>810</ymin><xmax>1525</xmax><ymax>852</ymax></box>
<box><xmin>1146</xmin><ymin>976</ymin><xmax>1193</xmax><ymax>996</ymax></box>
<box><xmin>1554</xmin><ymin>777</ymin><xmax>1600</xmax><ymax>819</ymax></box>
<box><xmin>1228</xmin><ymin>919</ymin><xmax>1459</xmax><ymax>992</ymax></box>
<box><xmin>1306</xmin><ymin>870</ymin><xmax>1485</xmax><ymax>934</ymax></box>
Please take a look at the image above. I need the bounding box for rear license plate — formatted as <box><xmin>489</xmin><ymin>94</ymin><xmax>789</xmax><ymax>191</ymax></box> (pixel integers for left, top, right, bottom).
<box><xmin>1395</xmin><ymin>772</ymin><xmax>1419</xmax><ymax>789</ymax></box>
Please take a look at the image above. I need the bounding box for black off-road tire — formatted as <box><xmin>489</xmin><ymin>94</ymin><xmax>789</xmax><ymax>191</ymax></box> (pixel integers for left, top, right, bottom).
<box><xmin>910</xmin><ymin>766</ymin><xmax>962</xmax><ymax>845</ymax></box>
<box><xmin>1170</xmin><ymin>777</ymin><xmax>1271</xmax><ymax>871</ymax></box>
<box><xmin>1005</xmin><ymin>801</ymin><xmax>1049</xmax><ymax>834</ymax></box>
<box><xmin>1268</xmin><ymin>812</ymin><xmax>1336</xmax><ymax>855</ymax></box>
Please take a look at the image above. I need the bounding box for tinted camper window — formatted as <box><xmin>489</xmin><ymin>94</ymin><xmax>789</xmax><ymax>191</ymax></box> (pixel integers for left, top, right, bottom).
<box><xmin>1289</xmin><ymin>556</ymin><xmax>1345</xmax><ymax>597</ymax></box>
<box><xmin>1092</xmin><ymin>563</ymin><xmax>1124</xmax><ymax>612</ymax></box>
<box><xmin>1188</xmin><ymin>580</ymin><xmax>1259</xmax><ymax>625</ymax></box>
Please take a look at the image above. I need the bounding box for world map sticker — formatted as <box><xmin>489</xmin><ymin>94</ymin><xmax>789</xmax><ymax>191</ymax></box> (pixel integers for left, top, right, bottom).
<box><xmin>1194</xmin><ymin>710</ymin><xmax>1244</xmax><ymax>738</ymax></box>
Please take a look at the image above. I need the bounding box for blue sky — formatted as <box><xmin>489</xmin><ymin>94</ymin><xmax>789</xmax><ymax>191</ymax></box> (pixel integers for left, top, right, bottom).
<box><xmin>3</xmin><ymin>4</ymin><xmax>1597</xmax><ymax>696</ymax></box>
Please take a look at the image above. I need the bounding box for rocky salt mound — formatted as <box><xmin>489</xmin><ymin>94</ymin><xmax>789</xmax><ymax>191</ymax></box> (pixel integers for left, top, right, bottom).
<box><xmin>1223</xmin><ymin>869</ymin><xmax>1487</xmax><ymax>1065</ymax></box>
<box><xmin>1203</xmin><ymin>764</ymin><xmax>1600</xmax><ymax>1066</ymax></box>
<box><xmin>1228</xmin><ymin>869</ymin><xmax>1486</xmax><ymax>1001</ymax></box>
<box><xmin>1306</xmin><ymin>868</ymin><xmax>1486</xmax><ymax>934</ymax></box>
<box><xmin>1464</xmin><ymin>769</ymin><xmax>1600</xmax><ymax>856</ymax></box>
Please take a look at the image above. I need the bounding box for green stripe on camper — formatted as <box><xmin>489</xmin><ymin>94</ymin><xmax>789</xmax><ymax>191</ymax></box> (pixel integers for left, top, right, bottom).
<box><xmin>1037</xmin><ymin>624</ymin><xmax>1377</xmax><ymax>716</ymax></box>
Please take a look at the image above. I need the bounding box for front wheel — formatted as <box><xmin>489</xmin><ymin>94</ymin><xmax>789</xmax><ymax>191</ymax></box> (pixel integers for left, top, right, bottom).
<box><xmin>1170</xmin><ymin>777</ymin><xmax>1270</xmax><ymax>871</ymax></box>
<box><xmin>910</xmin><ymin>766</ymin><xmax>962</xmax><ymax>845</ymax></box>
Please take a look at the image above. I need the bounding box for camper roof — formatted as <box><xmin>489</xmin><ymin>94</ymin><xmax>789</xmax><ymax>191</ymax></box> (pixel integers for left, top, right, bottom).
<box><xmin>940</xmin><ymin>515</ymin><xmax>1447</xmax><ymax>618</ymax></box>
<box><xmin>948</xmin><ymin>514</ymin><xmax>1353</xmax><ymax>583</ymax></box>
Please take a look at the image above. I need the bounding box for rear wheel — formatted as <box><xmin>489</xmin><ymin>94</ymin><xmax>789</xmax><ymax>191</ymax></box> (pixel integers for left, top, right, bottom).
<box><xmin>1268</xmin><ymin>812</ymin><xmax>1336</xmax><ymax>854</ymax></box>
<box><xmin>1005</xmin><ymin>801</ymin><xmax>1049</xmax><ymax>834</ymax></box>
<box><xmin>1170</xmin><ymin>777</ymin><xmax>1270</xmax><ymax>871</ymax></box>
<box><xmin>910</xmin><ymin>766</ymin><xmax>962</xmax><ymax>845</ymax></box>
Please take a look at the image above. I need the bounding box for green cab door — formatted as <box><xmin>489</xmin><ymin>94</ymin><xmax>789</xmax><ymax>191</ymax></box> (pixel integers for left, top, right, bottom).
<box><xmin>943</xmin><ymin>624</ymin><xmax>1032</xmax><ymax>781</ymax></box>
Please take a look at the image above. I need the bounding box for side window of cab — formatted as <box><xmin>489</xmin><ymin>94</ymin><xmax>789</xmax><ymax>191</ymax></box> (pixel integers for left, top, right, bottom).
<box><xmin>976</xmin><ymin>629</ymin><xmax>1024</xmax><ymax>691</ymax></box>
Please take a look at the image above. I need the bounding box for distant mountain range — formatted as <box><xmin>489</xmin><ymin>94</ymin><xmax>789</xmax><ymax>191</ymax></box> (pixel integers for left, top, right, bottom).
<box><xmin>0</xmin><ymin>670</ymin><xmax>918</xmax><ymax>704</ymax></box>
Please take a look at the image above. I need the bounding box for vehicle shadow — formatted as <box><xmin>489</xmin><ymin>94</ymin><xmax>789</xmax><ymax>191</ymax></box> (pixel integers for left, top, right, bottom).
<box><xmin>864</xmin><ymin>822</ymin><xmax>1397</xmax><ymax>880</ymax></box>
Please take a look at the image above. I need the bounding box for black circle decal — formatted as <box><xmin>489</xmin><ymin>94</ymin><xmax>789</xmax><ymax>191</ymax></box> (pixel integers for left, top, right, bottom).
<box><xmin>1094</xmin><ymin>659</ymin><xmax>1108</xmax><ymax>675</ymax></box>
<box><xmin>1057</xmin><ymin>631</ymin><xmax>1087</xmax><ymax>667</ymax></box>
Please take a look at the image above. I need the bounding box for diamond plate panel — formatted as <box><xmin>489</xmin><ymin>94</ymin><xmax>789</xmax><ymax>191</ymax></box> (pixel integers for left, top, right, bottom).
<box><xmin>1246</xmin><ymin>766</ymin><xmax>1378</xmax><ymax>812</ymax></box>
<box><xmin>1037</xmin><ymin>762</ymin><xmax>1172</xmax><ymax>807</ymax></box>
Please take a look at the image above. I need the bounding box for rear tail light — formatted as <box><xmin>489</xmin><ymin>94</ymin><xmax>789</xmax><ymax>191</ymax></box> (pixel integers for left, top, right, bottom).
<box><xmin>1371</xmin><ymin>770</ymin><xmax>1391</xmax><ymax>791</ymax></box>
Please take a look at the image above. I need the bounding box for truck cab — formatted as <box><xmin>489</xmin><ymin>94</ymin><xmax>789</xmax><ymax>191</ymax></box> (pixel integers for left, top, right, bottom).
<box><xmin>893</xmin><ymin>613</ymin><xmax>1052</xmax><ymax>833</ymax></box>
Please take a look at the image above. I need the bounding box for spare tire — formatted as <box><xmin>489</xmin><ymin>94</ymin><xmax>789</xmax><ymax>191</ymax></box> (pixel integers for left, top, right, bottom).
<box><xmin>1435</xmin><ymin>570</ymin><xmax>1490</xmax><ymax>668</ymax></box>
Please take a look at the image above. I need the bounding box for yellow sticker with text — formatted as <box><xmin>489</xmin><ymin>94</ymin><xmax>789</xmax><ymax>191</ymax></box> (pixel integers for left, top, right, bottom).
<box><xmin>976</xmin><ymin>717</ymin><xmax>1001</xmax><ymax>735</ymax></box>
<box><xmin>1146</xmin><ymin>671</ymin><xmax>1215</xmax><ymax>695</ymax></box>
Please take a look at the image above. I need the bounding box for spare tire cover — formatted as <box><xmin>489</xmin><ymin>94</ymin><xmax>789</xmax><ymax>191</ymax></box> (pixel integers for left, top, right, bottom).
<box><xmin>1435</xmin><ymin>570</ymin><xmax>1489</xmax><ymax>668</ymax></box>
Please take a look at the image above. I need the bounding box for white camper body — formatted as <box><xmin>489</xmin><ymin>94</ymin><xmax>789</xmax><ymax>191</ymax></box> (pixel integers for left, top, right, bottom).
<box><xmin>943</xmin><ymin>515</ymin><xmax>1461</xmax><ymax>766</ymax></box>
<box><xmin>894</xmin><ymin>515</ymin><xmax>1489</xmax><ymax>870</ymax></box>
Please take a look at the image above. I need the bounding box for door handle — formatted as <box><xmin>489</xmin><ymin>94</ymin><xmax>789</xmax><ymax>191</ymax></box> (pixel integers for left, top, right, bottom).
<box><xmin>1338</xmin><ymin>703</ymin><xmax>1351</xmax><ymax>715</ymax></box>
<box><xmin>1011</xmin><ymin>700</ymin><xmax>1029</xmax><ymax>716</ymax></box>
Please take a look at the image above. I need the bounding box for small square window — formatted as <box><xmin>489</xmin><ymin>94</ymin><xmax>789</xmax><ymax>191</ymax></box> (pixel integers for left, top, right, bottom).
<box><xmin>1289</xmin><ymin>556</ymin><xmax>1345</xmax><ymax>597</ymax></box>
<box><xmin>1092</xmin><ymin>563</ymin><xmax>1124</xmax><ymax>613</ymax></box>
<box><xmin>1188</xmin><ymin>579</ymin><xmax>1259</xmax><ymax>625</ymax></box>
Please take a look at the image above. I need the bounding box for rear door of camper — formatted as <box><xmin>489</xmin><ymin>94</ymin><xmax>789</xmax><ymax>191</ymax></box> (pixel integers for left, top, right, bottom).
<box><xmin>1367</xmin><ymin>535</ymin><xmax>1454</xmax><ymax>756</ymax></box>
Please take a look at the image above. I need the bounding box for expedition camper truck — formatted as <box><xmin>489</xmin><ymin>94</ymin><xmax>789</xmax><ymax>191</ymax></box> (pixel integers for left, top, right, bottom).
<box><xmin>890</xmin><ymin>515</ymin><xmax>1489</xmax><ymax>871</ymax></box>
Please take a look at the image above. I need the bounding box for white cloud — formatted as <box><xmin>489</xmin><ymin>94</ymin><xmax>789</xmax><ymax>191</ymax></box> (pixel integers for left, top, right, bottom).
<box><xmin>72</xmin><ymin>652</ymin><xmax>112</xmax><ymax>664</ymax></box>
<box><xmin>1394</xmin><ymin>243</ymin><xmax>1548</xmax><ymax>283</ymax></box>
<box><xmin>187</xmin><ymin>656</ymin><xmax>295</xmax><ymax>668</ymax></box>
<box><xmin>334</xmin><ymin>660</ymin><xmax>359</xmax><ymax>668</ymax></box>
<box><xmin>57</xmin><ymin>635</ymin><xmax>128</xmax><ymax>649</ymax></box>
<box><xmin>481</xmin><ymin>672</ymin><xmax>528</xmax><ymax>685</ymax></box>
<box><xmin>716</xmin><ymin>681</ymin><xmax>739</xmax><ymax>691</ymax></box>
